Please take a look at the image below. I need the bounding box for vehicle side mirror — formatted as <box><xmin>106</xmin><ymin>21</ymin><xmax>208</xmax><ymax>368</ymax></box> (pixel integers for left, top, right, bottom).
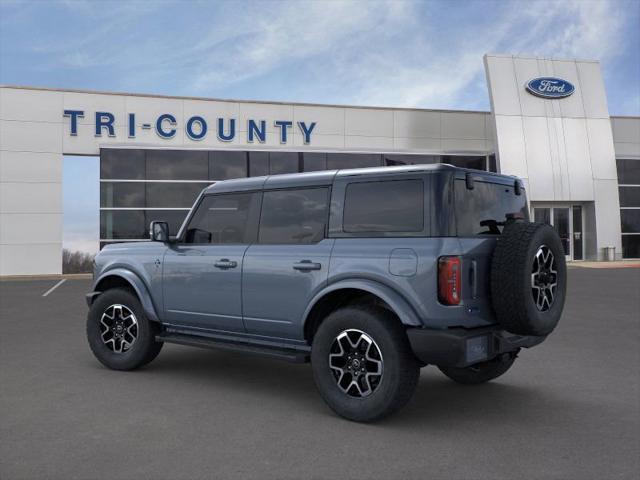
<box><xmin>150</xmin><ymin>221</ymin><xmax>169</xmax><ymax>242</ymax></box>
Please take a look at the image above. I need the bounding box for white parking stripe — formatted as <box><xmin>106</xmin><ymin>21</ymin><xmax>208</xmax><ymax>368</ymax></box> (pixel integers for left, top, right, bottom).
<box><xmin>42</xmin><ymin>279</ymin><xmax>66</xmax><ymax>297</ymax></box>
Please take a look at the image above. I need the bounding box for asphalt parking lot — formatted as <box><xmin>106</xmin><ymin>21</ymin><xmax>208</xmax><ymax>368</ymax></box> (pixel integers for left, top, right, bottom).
<box><xmin>1</xmin><ymin>268</ymin><xmax>639</xmax><ymax>480</ymax></box>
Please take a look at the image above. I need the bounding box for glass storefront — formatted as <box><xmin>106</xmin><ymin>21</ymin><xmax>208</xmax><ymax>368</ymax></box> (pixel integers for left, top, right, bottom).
<box><xmin>617</xmin><ymin>158</ymin><xmax>640</xmax><ymax>258</ymax></box>
<box><xmin>99</xmin><ymin>149</ymin><xmax>493</xmax><ymax>247</ymax></box>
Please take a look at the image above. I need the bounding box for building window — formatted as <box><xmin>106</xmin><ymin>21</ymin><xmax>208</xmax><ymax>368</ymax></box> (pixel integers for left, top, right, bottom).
<box><xmin>327</xmin><ymin>153</ymin><xmax>382</xmax><ymax>170</ymax></box>
<box><xmin>100</xmin><ymin>210</ymin><xmax>146</xmax><ymax>240</ymax></box>
<box><xmin>145</xmin><ymin>182</ymin><xmax>209</xmax><ymax>208</ymax></box>
<box><xmin>343</xmin><ymin>180</ymin><xmax>424</xmax><ymax>234</ymax></box>
<box><xmin>617</xmin><ymin>158</ymin><xmax>640</xmax><ymax>258</ymax></box>
<box><xmin>210</xmin><ymin>150</ymin><xmax>247</xmax><ymax>180</ymax></box>
<box><xmin>621</xmin><ymin>236</ymin><xmax>640</xmax><ymax>259</ymax></box>
<box><xmin>269</xmin><ymin>152</ymin><xmax>299</xmax><ymax>175</ymax></box>
<box><xmin>100</xmin><ymin>149</ymin><xmax>145</xmax><ymax>179</ymax></box>
<box><xmin>619</xmin><ymin>186</ymin><xmax>640</xmax><ymax>207</ymax></box>
<box><xmin>442</xmin><ymin>155</ymin><xmax>487</xmax><ymax>171</ymax></box>
<box><xmin>248</xmin><ymin>151</ymin><xmax>269</xmax><ymax>177</ymax></box>
<box><xmin>384</xmin><ymin>154</ymin><xmax>439</xmax><ymax>166</ymax></box>
<box><xmin>146</xmin><ymin>150</ymin><xmax>208</xmax><ymax>180</ymax></box>
<box><xmin>617</xmin><ymin>158</ymin><xmax>640</xmax><ymax>185</ymax></box>
<box><xmin>100</xmin><ymin>182</ymin><xmax>145</xmax><ymax>208</ymax></box>
<box><xmin>258</xmin><ymin>188</ymin><xmax>329</xmax><ymax>244</ymax></box>
<box><xmin>302</xmin><ymin>152</ymin><xmax>327</xmax><ymax>172</ymax></box>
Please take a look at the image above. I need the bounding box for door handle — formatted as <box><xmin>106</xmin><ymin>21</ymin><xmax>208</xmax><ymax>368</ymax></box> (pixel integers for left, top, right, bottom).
<box><xmin>293</xmin><ymin>260</ymin><xmax>321</xmax><ymax>271</ymax></box>
<box><xmin>214</xmin><ymin>259</ymin><xmax>237</xmax><ymax>269</ymax></box>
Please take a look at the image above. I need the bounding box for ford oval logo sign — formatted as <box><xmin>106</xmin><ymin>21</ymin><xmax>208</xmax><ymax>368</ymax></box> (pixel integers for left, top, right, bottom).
<box><xmin>526</xmin><ymin>77</ymin><xmax>575</xmax><ymax>99</ymax></box>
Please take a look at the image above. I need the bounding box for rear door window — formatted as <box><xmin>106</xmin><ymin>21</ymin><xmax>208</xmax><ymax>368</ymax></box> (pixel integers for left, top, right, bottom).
<box><xmin>455</xmin><ymin>180</ymin><xmax>528</xmax><ymax>236</ymax></box>
<box><xmin>258</xmin><ymin>188</ymin><xmax>329</xmax><ymax>244</ymax></box>
<box><xmin>343</xmin><ymin>179</ymin><xmax>424</xmax><ymax>233</ymax></box>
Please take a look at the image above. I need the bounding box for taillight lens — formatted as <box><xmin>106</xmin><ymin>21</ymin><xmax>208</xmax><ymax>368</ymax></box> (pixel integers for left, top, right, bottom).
<box><xmin>438</xmin><ymin>256</ymin><xmax>461</xmax><ymax>305</ymax></box>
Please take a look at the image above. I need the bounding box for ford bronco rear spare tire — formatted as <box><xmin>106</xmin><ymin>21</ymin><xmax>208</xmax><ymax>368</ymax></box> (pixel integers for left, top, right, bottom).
<box><xmin>491</xmin><ymin>221</ymin><xmax>567</xmax><ymax>336</ymax></box>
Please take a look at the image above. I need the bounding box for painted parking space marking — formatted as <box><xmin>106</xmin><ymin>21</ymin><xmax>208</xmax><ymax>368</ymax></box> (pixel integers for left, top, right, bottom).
<box><xmin>42</xmin><ymin>279</ymin><xmax>66</xmax><ymax>297</ymax></box>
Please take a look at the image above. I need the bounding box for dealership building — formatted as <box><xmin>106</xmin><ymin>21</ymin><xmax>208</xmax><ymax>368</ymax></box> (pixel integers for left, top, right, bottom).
<box><xmin>0</xmin><ymin>53</ymin><xmax>639</xmax><ymax>276</ymax></box>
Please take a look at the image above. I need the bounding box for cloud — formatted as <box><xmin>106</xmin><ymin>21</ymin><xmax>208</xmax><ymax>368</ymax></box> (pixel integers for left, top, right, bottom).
<box><xmin>2</xmin><ymin>0</ymin><xmax>637</xmax><ymax>114</ymax></box>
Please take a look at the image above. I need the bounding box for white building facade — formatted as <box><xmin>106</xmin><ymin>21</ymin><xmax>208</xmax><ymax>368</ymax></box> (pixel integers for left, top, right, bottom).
<box><xmin>1</xmin><ymin>54</ymin><xmax>639</xmax><ymax>275</ymax></box>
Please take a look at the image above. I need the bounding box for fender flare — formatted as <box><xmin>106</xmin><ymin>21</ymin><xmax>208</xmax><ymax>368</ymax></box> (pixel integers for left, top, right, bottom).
<box><xmin>302</xmin><ymin>278</ymin><xmax>423</xmax><ymax>331</ymax></box>
<box><xmin>93</xmin><ymin>268</ymin><xmax>160</xmax><ymax>322</ymax></box>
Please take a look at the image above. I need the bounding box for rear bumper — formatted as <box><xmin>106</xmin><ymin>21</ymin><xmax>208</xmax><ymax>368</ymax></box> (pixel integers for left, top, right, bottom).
<box><xmin>406</xmin><ymin>326</ymin><xmax>546</xmax><ymax>368</ymax></box>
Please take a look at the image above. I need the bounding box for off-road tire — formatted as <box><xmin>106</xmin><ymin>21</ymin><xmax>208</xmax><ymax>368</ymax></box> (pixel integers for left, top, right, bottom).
<box><xmin>438</xmin><ymin>353</ymin><xmax>517</xmax><ymax>385</ymax></box>
<box><xmin>311</xmin><ymin>306</ymin><xmax>420</xmax><ymax>422</ymax></box>
<box><xmin>87</xmin><ymin>288</ymin><xmax>163</xmax><ymax>370</ymax></box>
<box><xmin>491</xmin><ymin>221</ymin><xmax>567</xmax><ymax>336</ymax></box>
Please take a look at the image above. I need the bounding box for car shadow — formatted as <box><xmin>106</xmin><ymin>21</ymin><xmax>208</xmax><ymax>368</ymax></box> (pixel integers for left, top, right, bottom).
<box><xmin>132</xmin><ymin>344</ymin><xmax>567</xmax><ymax>426</ymax></box>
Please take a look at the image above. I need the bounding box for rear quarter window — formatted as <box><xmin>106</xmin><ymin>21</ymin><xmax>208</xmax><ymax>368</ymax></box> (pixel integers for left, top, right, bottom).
<box><xmin>343</xmin><ymin>179</ymin><xmax>424</xmax><ymax>233</ymax></box>
<box><xmin>455</xmin><ymin>179</ymin><xmax>528</xmax><ymax>236</ymax></box>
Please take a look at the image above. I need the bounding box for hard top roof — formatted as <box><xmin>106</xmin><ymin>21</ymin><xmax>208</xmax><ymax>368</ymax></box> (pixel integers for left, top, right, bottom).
<box><xmin>204</xmin><ymin>163</ymin><xmax>518</xmax><ymax>194</ymax></box>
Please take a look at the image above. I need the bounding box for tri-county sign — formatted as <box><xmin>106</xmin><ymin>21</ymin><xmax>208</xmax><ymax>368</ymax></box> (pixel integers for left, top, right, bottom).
<box><xmin>63</xmin><ymin>110</ymin><xmax>317</xmax><ymax>144</ymax></box>
<box><xmin>525</xmin><ymin>77</ymin><xmax>575</xmax><ymax>99</ymax></box>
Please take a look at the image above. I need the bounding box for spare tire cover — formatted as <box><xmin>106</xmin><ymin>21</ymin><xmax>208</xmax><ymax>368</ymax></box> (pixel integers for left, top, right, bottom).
<box><xmin>490</xmin><ymin>221</ymin><xmax>567</xmax><ymax>336</ymax></box>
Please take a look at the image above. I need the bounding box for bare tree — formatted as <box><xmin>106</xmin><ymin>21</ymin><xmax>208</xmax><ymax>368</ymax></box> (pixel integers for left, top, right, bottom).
<box><xmin>62</xmin><ymin>249</ymin><xmax>95</xmax><ymax>274</ymax></box>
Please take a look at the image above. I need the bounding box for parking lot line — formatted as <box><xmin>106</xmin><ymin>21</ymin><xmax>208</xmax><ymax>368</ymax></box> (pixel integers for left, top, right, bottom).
<box><xmin>42</xmin><ymin>279</ymin><xmax>66</xmax><ymax>297</ymax></box>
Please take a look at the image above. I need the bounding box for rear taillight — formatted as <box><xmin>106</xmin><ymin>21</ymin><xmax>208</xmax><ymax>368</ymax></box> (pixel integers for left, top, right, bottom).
<box><xmin>438</xmin><ymin>256</ymin><xmax>461</xmax><ymax>305</ymax></box>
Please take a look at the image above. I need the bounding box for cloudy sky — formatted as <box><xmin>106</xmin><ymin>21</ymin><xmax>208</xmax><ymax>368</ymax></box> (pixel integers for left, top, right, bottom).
<box><xmin>1</xmin><ymin>0</ymin><xmax>639</xmax><ymax>252</ymax></box>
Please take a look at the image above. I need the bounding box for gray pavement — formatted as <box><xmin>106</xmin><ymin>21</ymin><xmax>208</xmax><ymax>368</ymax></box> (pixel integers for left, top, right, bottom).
<box><xmin>1</xmin><ymin>268</ymin><xmax>639</xmax><ymax>480</ymax></box>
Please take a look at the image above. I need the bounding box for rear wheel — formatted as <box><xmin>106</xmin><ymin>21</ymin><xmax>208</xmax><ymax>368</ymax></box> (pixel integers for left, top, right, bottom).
<box><xmin>438</xmin><ymin>352</ymin><xmax>517</xmax><ymax>385</ymax></box>
<box><xmin>311</xmin><ymin>306</ymin><xmax>420</xmax><ymax>422</ymax></box>
<box><xmin>86</xmin><ymin>288</ymin><xmax>163</xmax><ymax>370</ymax></box>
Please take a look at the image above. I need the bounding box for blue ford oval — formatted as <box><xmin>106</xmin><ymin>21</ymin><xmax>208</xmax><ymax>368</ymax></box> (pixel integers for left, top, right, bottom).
<box><xmin>526</xmin><ymin>77</ymin><xmax>575</xmax><ymax>99</ymax></box>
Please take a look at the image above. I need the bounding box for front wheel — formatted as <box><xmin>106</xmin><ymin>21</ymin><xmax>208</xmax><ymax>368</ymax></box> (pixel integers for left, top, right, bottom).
<box><xmin>86</xmin><ymin>288</ymin><xmax>163</xmax><ymax>371</ymax></box>
<box><xmin>438</xmin><ymin>352</ymin><xmax>517</xmax><ymax>385</ymax></box>
<box><xmin>311</xmin><ymin>306</ymin><xmax>420</xmax><ymax>422</ymax></box>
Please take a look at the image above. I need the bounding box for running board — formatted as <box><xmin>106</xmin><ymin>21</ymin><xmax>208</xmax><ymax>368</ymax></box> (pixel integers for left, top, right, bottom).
<box><xmin>156</xmin><ymin>332</ymin><xmax>310</xmax><ymax>363</ymax></box>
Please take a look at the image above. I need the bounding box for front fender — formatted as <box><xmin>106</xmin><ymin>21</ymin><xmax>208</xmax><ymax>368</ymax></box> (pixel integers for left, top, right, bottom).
<box><xmin>303</xmin><ymin>278</ymin><xmax>423</xmax><ymax>330</ymax></box>
<box><xmin>92</xmin><ymin>268</ymin><xmax>160</xmax><ymax>322</ymax></box>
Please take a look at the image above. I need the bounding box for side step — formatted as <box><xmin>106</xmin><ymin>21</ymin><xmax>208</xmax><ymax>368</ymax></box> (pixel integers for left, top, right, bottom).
<box><xmin>156</xmin><ymin>332</ymin><xmax>310</xmax><ymax>363</ymax></box>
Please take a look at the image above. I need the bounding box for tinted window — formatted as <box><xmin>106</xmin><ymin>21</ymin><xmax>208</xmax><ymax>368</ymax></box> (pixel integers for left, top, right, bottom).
<box><xmin>455</xmin><ymin>180</ymin><xmax>529</xmax><ymax>236</ymax></box>
<box><xmin>327</xmin><ymin>153</ymin><xmax>382</xmax><ymax>170</ymax></box>
<box><xmin>303</xmin><ymin>152</ymin><xmax>327</xmax><ymax>172</ymax></box>
<box><xmin>488</xmin><ymin>154</ymin><xmax>497</xmax><ymax>173</ymax></box>
<box><xmin>146</xmin><ymin>182</ymin><xmax>209</xmax><ymax>208</ymax></box>
<box><xmin>100</xmin><ymin>210</ymin><xmax>146</xmax><ymax>239</ymax></box>
<box><xmin>248</xmin><ymin>152</ymin><xmax>269</xmax><ymax>177</ymax></box>
<box><xmin>100</xmin><ymin>149</ymin><xmax>145</xmax><ymax>180</ymax></box>
<box><xmin>619</xmin><ymin>187</ymin><xmax>640</xmax><ymax>207</ymax></box>
<box><xmin>443</xmin><ymin>155</ymin><xmax>486</xmax><ymax>171</ymax></box>
<box><xmin>384</xmin><ymin>154</ymin><xmax>439</xmax><ymax>166</ymax></box>
<box><xmin>343</xmin><ymin>180</ymin><xmax>424</xmax><ymax>233</ymax></box>
<box><xmin>259</xmin><ymin>188</ymin><xmax>329</xmax><ymax>244</ymax></box>
<box><xmin>621</xmin><ymin>210</ymin><xmax>640</xmax><ymax>233</ymax></box>
<box><xmin>210</xmin><ymin>151</ymin><xmax>247</xmax><ymax>180</ymax></box>
<box><xmin>100</xmin><ymin>182</ymin><xmax>145</xmax><ymax>208</ymax></box>
<box><xmin>146</xmin><ymin>150</ymin><xmax>208</xmax><ymax>180</ymax></box>
<box><xmin>617</xmin><ymin>159</ymin><xmax>640</xmax><ymax>184</ymax></box>
<box><xmin>145</xmin><ymin>210</ymin><xmax>188</xmax><ymax>236</ymax></box>
<box><xmin>622</xmin><ymin>235</ymin><xmax>640</xmax><ymax>258</ymax></box>
<box><xmin>185</xmin><ymin>193</ymin><xmax>259</xmax><ymax>244</ymax></box>
<box><xmin>534</xmin><ymin>208</ymin><xmax>551</xmax><ymax>225</ymax></box>
<box><xmin>269</xmin><ymin>152</ymin><xmax>299</xmax><ymax>174</ymax></box>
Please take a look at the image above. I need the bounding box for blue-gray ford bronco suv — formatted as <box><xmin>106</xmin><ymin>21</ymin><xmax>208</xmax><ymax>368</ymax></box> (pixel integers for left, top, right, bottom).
<box><xmin>87</xmin><ymin>164</ymin><xmax>566</xmax><ymax>422</ymax></box>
